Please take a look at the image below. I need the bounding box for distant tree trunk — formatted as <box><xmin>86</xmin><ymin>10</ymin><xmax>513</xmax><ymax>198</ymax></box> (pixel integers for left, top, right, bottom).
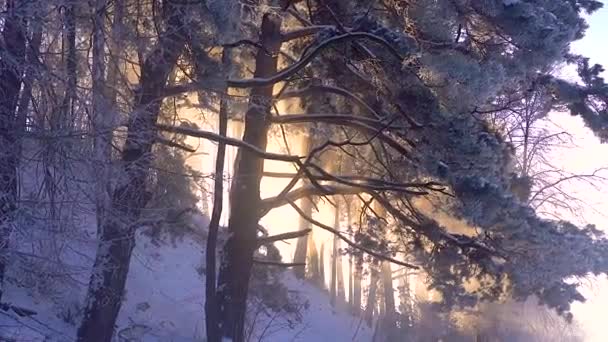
<box><xmin>365</xmin><ymin>263</ymin><xmax>380</xmax><ymax>327</ymax></box>
<box><xmin>347</xmin><ymin>199</ymin><xmax>354</xmax><ymax>307</ymax></box>
<box><xmin>319</xmin><ymin>242</ymin><xmax>326</xmax><ymax>288</ymax></box>
<box><xmin>336</xmin><ymin>228</ymin><xmax>345</xmax><ymax>303</ymax></box>
<box><xmin>331</xmin><ymin>198</ymin><xmax>345</xmax><ymax>305</ymax></box>
<box><xmin>307</xmin><ymin>230</ymin><xmax>321</xmax><ymax>282</ymax></box>
<box><xmin>381</xmin><ymin>261</ymin><xmax>395</xmax><ymax>316</ymax></box>
<box><xmin>397</xmin><ymin>271</ymin><xmax>412</xmax><ymax>332</ymax></box>
<box><xmin>215</xmin><ymin>14</ymin><xmax>282</xmax><ymax>342</ymax></box>
<box><xmin>330</xmin><ymin>206</ymin><xmax>338</xmax><ymax>305</ymax></box>
<box><xmin>0</xmin><ymin>0</ymin><xmax>26</xmax><ymax>303</ymax></box>
<box><xmin>378</xmin><ymin>203</ymin><xmax>395</xmax><ymax>320</ymax></box>
<box><xmin>106</xmin><ymin>0</ymin><xmax>124</xmax><ymax>107</ymax></box>
<box><xmin>76</xmin><ymin>3</ymin><xmax>188</xmax><ymax>341</ymax></box>
<box><xmin>352</xmin><ymin>214</ymin><xmax>362</xmax><ymax>314</ymax></box>
<box><xmin>16</xmin><ymin>20</ymin><xmax>42</xmax><ymax>133</ymax></box>
<box><xmin>293</xmin><ymin>99</ymin><xmax>320</xmax><ymax>279</ymax></box>
<box><xmin>293</xmin><ymin>171</ymin><xmax>312</xmax><ymax>278</ymax></box>
<box><xmin>61</xmin><ymin>0</ymin><xmax>77</xmax><ymax>128</ymax></box>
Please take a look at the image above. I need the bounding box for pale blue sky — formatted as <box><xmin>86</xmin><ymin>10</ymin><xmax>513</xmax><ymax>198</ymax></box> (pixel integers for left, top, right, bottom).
<box><xmin>573</xmin><ymin>5</ymin><xmax>608</xmax><ymax>74</ymax></box>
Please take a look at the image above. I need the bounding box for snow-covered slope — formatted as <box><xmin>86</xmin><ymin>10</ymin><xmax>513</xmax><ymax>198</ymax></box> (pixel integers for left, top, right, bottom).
<box><xmin>1</xmin><ymin>227</ymin><xmax>371</xmax><ymax>341</ymax></box>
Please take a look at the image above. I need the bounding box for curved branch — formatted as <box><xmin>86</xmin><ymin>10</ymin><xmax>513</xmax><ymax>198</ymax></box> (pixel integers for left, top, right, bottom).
<box><xmin>278</xmin><ymin>84</ymin><xmax>423</xmax><ymax>128</ymax></box>
<box><xmin>163</xmin><ymin>31</ymin><xmax>405</xmax><ymax>96</ymax></box>
<box><xmin>156</xmin><ymin>123</ymin><xmax>301</xmax><ymax>162</ymax></box>
<box><xmin>281</xmin><ymin>26</ymin><xmax>334</xmax><ymax>42</ymax></box>
<box><xmin>270</xmin><ymin>114</ymin><xmax>413</xmax><ymax>158</ymax></box>
<box><xmin>271</xmin><ymin>113</ymin><xmax>399</xmax><ymax>129</ymax></box>
<box><xmin>286</xmin><ymin>200</ymin><xmax>419</xmax><ymax>269</ymax></box>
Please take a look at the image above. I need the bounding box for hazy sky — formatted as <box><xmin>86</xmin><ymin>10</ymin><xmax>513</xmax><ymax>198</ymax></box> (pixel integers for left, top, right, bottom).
<box><xmin>554</xmin><ymin>3</ymin><xmax>608</xmax><ymax>341</ymax></box>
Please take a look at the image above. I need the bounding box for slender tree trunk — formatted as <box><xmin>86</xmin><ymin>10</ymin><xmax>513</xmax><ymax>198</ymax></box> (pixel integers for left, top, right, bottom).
<box><xmin>347</xmin><ymin>199</ymin><xmax>354</xmax><ymax>307</ymax></box>
<box><xmin>330</xmin><ymin>211</ymin><xmax>338</xmax><ymax>305</ymax></box>
<box><xmin>336</xmin><ymin>228</ymin><xmax>345</xmax><ymax>304</ymax></box>
<box><xmin>319</xmin><ymin>242</ymin><xmax>326</xmax><ymax>288</ymax></box>
<box><xmin>205</xmin><ymin>49</ymin><xmax>230</xmax><ymax>342</ymax></box>
<box><xmin>62</xmin><ymin>1</ymin><xmax>77</xmax><ymax>128</ymax></box>
<box><xmin>0</xmin><ymin>0</ymin><xmax>26</xmax><ymax>303</ymax></box>
<box><xmin>365</xmin><ymin>263</ymin><xmax>379</xmax><ymax>327</ymax></box>
<box><xmin>381</xmin><ymin>262</ymin><xmax>395</xmax><ymax>313</ymax></box>
<box><xmin>397</xmin><ymin>270</ymin><xmax>412</xmax><ymax>331</ymax></box>
<box><xmin>307</xmin><ymin>230</ymin><xmax>320</xmax><ymax>282</ymax></box>
<box><xmin>16</xmin><ymin>20</ymin><xmax>42</xmax><ymax>133</ymax></box>
<box><xmin>350</xmin><ymin>200</ymin><xmax>363</xmax><ymax>314</ymax></box>
<box><xmin>353</xmin><ymin>247</ymin><xmax>363</xmax><ymax>313</ymax></box>
<box><xmin>91</xmin><ymin>0</ymin><xmax>112</xmax><ymax>237</ymax></box>
<box><xmin>293</xmin><ymin>112</ymin><xmax>317</xmax><ymax>279</ymax></box>
<box><xmin>216</xmin><ymin>14</ymin><xmax>282</xmax><ymax>342</ymax></box>
<box><xmin>106</xmin><ymin>0</ymin><xmax>124</xmax><ymax>107</ymax></box>
<box><xmin>76</xmin><ymin>3</ymin><xmax>188</xmax><ymax>341</ymax></box>
<box><xmin>293</xmin><ymin>183</ymin><xmax>312</xmax><ymax>278</ymax></box>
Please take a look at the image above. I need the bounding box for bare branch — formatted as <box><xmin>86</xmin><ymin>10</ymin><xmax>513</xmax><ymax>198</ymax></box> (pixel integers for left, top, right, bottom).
<box><xmin>278</xmin><ymin>84</ymin><xmax>423</xmax><ymax>127</ymax></box>
<box><xmin>253</xmin><ymin>260</ymin><xmax>306</xmax><ymax>267</ymax></box>
<box><xmin>281</xmin><ymin>26</ymin><xmax>334</xmax><ymax>42</ymax></box>
<box><xmin>286</xmin><ymin>199</ymin><xmax>419</xmax><ymax>269</ymax></box>
<box><xmin>256</xmin><ymin>229</ymin><xmax>311</xmax><ymax>246</ymax></box>
<box><xmin>270</xmin><ymin>114</ymin><xmax>413</xmax><ymax>158</ymax></box>
<box><xmin>155</xmin><ymin>136</ymin><xmax>196</xmax><ymax>152</ymax></box>
<box><xmin>163</xmin><ymin>31</ymin><xmax>405</xmax><ymax>96</ymax></box>
<box><xmin>156</xmin><ymin>123</ymin><xmax>301</xmax><ymax>162</ymax></box>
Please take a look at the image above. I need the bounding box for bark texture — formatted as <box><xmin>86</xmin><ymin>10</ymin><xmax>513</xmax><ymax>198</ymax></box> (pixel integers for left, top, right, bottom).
<box><xmin>0</xmin><ymin>0</ymin><xmax>26</xmax><ymax>302</ymax></box>
<box><xmin>216</xmin><ymin>13</ymin><xmax>283</xmax><ymax>342</ymax></box>
<box><xmin>76</xmin><ymin>3</ymin><xmax>188</xmax><ymax>341</ymax></box>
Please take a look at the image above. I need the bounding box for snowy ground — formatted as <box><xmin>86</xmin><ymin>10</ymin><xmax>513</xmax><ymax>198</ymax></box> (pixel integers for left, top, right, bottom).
<box><xmin>1</xmin><ymin>225</ymin><xmax>371</xmax><ymax>341</ymax></box>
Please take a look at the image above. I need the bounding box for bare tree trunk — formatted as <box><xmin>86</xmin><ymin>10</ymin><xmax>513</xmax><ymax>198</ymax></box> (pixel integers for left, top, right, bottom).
<box><xmin>336</xmin><ymin>226</ymin><xmax>345</xmax><ymax>304</ymax></box>
<box><xmin>292</xmin><ymin>176</ymin><xmax>312</xmax><ymax>278</ymax></box>
<box><xmin>293</xmin><ymin>109</ymin><xmax>317</xmax><ymax>279</ymax></box>
<box><xmin>307</xmin><ymin>231</ymin><xmax>320</xmax><ymax>282</ymax></box>
<box><xmin>62</xmin><ymin>1</ymin><xmax>77</xmax><ymax>128</ymax></box>
<box><xmin>16</xmin><ymin>20</ymin><xmax>42</xmax><ymax>133</ymax></box>
<box><xmin>0</xmin><ymin>0</ymin><xmax>26</xmax><ymax>303</ymax></box>
<box><xmin>345</xmin><ymin>198</ymin><xmax>354</xmax><ymax>306</ymax></box>
<box><xmin>106</xmin><ymin>0</ymin><xmax>124</xmax><ymax>107</ymax></box>
<box><xmin>352</xmin><ymin>224</ymin><xmax>362</xmax><ymax>314</ymax></box>
<box><xmin>365</xmin><ymin>264</ymin><xmax>379</xmax><ymax>327</ymax></box>
<box><xmin>319</xmin><ymin>242</ymin><xmax>326</xmax><ymax>288</ymax></box>
<box><xmin>216</xmin><ymin>13</ymin><xmax>282</xmax><ymax>342</ymax></box>
<box><xmin>205</xmin><ymin>49</ymin><xmax>230</xmax><ymax>342</ymax></box>
<box><xmin>397</xmin><ymin>271</ymin><xmax>412</xmax><ymax>332</ymax></box>
<box><xmin>329</xmin><ymin>204</ymin><xmax>340</xmax><ymax>306</ymax></box>
<box><xmin>76</xmin><ymin>3</ymin><xmax>188</xmax><ymax>341</ymax></box>
<box><xmin>91</xmin><ymin>0</ymin><xmax>112</xmax><ymax>237</ymax></box>
<box><xmin>381</xmin><ymin>261</ymin><xmax>395</xmax><ymax>316</ymax></box>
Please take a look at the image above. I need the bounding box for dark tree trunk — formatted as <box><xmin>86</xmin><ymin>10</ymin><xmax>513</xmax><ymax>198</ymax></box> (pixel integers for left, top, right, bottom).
<box><xmin>319</xmin><ymin>242</ymin><xmax>326</xmax><ymax>288</ymax></box>
<box><xmin>350</xmin><ymin>202</ymin><xmax>363</xmax><ymax>314</ymax></box>
<box><xmin>61</xmin><ymin>1</ymin><xmax>77</xmax><ymax>128</ymax></box>
<box><xmin>365</xmin><ymin>264</ymin><xmax>380</xmax><ymax>327</ymax></box>
<box><xmin>205</xmin><ymin>48</ymin><xmax>230</xmax><ymax>342</ymax></box>
<box><xmin>76</xmin><ymin>3</ymin><xmax>188</xmax><ymax>341</ymax></box>
<box><xmin>216</xmin><ymin>13</ymin><xmax>283</xmax><ymax>342</ymax></box>
<box><xmin>16</xmin><ymin>20</ymin><xmax>42</xmax><ymax>133</ymax></box>
<box><xmin>345</xmin><ymin>199</ymin><xmax>354</xmax><ymax>305</ymax></box>
<box><xmin>336</xmin><ymin>226</ymin><xmax>345</xmax><ymax>304</ymax></box>
<box><xmin>307</xmin><ymin>230</ymin><xmax>321</xmax><ymax>282</ymax></box>
<box><xmin>293</xmin><ymin>195</ymin><xmax>313</xmax><ymax>278</ymax></box>
<box><xmin>293</xmin><ymin>98</ymin><xmax>320</xmax><ymax>279</ymax></box>
<box><xmin>330</xmin><ymin>200</ymin><xmax>341</xmax><ymax>305</ymax></box>
<box><xmin>380</xmin><ymin>261</ymin><xmax>396</xmax><ymax>321</ymax></box>
<box><xmin>0</xmin><ymin>0</ymin><xmax>26</xmax><ymax>303</ymax></box>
